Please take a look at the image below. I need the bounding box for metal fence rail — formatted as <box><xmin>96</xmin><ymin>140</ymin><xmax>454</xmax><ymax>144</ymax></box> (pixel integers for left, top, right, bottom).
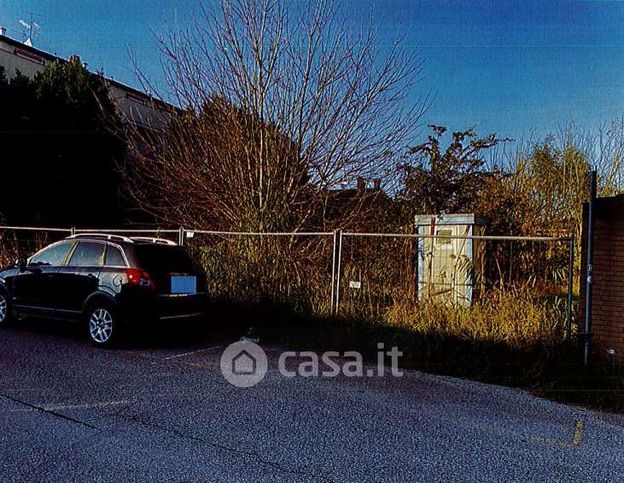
<box><xmin>337</xmin><ymin>231</ymin><xmax>574</xmax><ymax>333</ymax></box>
<box><xmin>0</xmin><ymin>226</ymin><xmax>72</xmax><ymax>268</ymax></box>
<box><xmin>184</xmin><ymin>230</ymin><xmax>335</xmax><ymax>314</ymax></box>
<box><xmin>0</xmin><ymin>226</ymin><xmax>576</xmax><ymax>336</ymax></box>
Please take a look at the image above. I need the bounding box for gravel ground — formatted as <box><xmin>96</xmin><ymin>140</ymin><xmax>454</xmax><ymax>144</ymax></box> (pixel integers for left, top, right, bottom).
<box><xmin>0</xmin><ymin>319</ymin><xmax>622</xmax><ymax>482</ymax></box>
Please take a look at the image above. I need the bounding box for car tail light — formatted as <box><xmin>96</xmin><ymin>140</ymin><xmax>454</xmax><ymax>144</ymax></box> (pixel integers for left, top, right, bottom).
<box><xmin>125</xmin><ymin>268</ymin><xmax>153</xmax><ymax>287</ymax></box>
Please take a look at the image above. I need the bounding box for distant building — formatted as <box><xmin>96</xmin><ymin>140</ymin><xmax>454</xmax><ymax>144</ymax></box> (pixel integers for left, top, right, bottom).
<box><xmin>324</xmin><ymin>177</ymin><xmax>390</xmax><ymax>229</ymax></box>
<box><xmin>0</xmin><ymin>30</ymin><xmax>172</xmax><ymax>129</ymax></box>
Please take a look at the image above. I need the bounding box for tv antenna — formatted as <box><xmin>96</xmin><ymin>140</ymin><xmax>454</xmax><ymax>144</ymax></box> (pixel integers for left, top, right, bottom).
<box><xmin>18</xmin><ymin>12</ymin><xmax>43</xmax><ymax>46</ymax></box>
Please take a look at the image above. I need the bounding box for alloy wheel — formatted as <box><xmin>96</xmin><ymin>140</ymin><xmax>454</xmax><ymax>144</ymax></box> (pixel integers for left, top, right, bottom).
<box><xmin>89</xmin><ymin>308</ymin><xmax>114</xmax><ymax>344</ymax></box>
<box><xmin>0</xmin><ymin>295</ymin><xmax>7</xmax><ymax>324</ymax></box>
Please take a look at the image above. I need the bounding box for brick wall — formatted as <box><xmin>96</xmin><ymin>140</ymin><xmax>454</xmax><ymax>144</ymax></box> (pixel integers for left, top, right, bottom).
<box><xmin>580</xmin><ymin>195</ymin><xmax>624</xmax><ymax>360</ymax></box>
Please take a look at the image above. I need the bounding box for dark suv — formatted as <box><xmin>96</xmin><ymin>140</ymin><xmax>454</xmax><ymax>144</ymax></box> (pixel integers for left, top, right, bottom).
<box><xmin>0</xmin><ymin>234</ymin><xmax>208</xmax><ymax>346</ymax></box>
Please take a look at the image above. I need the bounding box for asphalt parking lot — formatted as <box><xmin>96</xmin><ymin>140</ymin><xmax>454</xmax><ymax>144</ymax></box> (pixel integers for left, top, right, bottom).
<box><xmin>1</xmin><ymin>320</ymin><xmax>623</xmax><ymax>482</ymax></box>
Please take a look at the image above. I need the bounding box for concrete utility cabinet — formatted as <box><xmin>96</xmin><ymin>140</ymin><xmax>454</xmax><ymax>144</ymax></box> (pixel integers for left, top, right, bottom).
<box><xmin>415</xmin><ymin>214</ymin><xmax>487</xmax><ymax>306</ymax></box>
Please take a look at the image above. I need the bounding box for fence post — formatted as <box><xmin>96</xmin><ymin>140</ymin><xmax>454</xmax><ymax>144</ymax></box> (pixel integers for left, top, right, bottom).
<box><xmin>330</xmin><ymin>230</ymin><xmax>337</xmax><ymax>315</ymax></box>
<box><xmin>333</xmin><ymin>230</ymin><xmax>343</xmax><ymax>316</ymax></box>
<box><xmin>178</xmin><ymin>227</ymin><xmax>185</xmax><ymax>247</ymax></box>
<box><xmin>70</xmin><ymin>227</ymin><xmax>76</xmax><ymax>236</ymax></box>
<box><xmin>566</xmin><ymin>236</ymin><xmax>575</xmax><ymax>338</ymax></box>
<box><xmin>584</xmin><ymin>170</ymin><xmax>597</xmax><ymax>365</ymax></box>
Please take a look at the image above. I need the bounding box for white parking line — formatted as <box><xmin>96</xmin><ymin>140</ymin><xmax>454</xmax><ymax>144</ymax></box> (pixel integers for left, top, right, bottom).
<box><xmin>163</xmin><ymin>345</ymin><xmax>224</xmax><ymax>361</ymax></box>
<box><xmin>573</xmin><ymin>419</ymin><xmax>585</xmax><ymax>446</ymax></box>
<box><xmin>11</xmin><ymin>399</ymin><xmax>132</xmax><ymax>412</ymax></box>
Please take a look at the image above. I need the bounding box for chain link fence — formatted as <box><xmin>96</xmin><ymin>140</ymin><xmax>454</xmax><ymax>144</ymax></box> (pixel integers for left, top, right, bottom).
<box><xmin>335</xmin><ymin>232</ymin><xmax>575</xmax><ymax>343</ymax></box>
<box><xmin>0</xmin><ymin>226</ymin><xmax>72</xmax><ymax>267</ymax></box>
<box><xmin>0</xmin><ymin>226</ymin><xmax>575</xmax><ymax>341</ymax></box>
<box><xmin>184</xmin><ymin>231</ymin><xmax>335</xmax><ymax>314</ymax></box>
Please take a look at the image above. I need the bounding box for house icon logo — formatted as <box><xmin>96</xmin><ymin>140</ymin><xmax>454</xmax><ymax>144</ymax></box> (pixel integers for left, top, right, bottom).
<box><xmin>220</xmin><ymin>341</ymin><xmax>268</xmax><ymax>387</ymax></box>
<box><xmin>232</xmin><ymin>349</ymin><xmax>256</xmax><ymax>375</ymax></box>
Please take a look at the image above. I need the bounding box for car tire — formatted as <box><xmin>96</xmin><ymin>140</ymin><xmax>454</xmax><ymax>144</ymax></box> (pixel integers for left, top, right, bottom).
<box><xmin>86</xmin><ymin>302</ymin><xmax>119</xmax><ymax>348</ymax></box>
<box><xmin>0</xmin><ymin>291</ymin><xmax>12</xmax><ymax>327</ymax></box>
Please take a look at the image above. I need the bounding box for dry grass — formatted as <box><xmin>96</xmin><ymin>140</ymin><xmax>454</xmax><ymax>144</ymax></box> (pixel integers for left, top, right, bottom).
<box><xmin>188</xmin><ymin>235</ymin><xmax>334</xmax><ymax>314</ymax></box>
<box><xmin>384</xmin><ymin>290</ymin><xmax>566</xmax><ymax>347</ymax></box>
<box><xmin>184</xmin><ymin>235</ymin><xmax>571</xmax><ymax>349</ymax></box>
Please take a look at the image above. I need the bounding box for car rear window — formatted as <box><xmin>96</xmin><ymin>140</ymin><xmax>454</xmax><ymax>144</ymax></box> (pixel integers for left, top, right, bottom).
<box><xmin>105</xmin><ymin>245</ymin><xmax>126</xmax><ymax>267</ymax></box>
<box><xmin>134</xmin><ymin>245</ymin><xmax>197</xmax><ymax>274</ymax></box>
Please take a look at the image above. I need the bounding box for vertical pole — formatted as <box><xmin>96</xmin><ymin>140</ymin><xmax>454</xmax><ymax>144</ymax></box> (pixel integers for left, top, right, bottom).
<box><xmin>70</xmin><ymin>227</ymin><xmax>76</xmax><ymax>236</ymax></box>
<box><xmin>334</xmin><ymin>230</ymin><xmax>343</xmax><ymax>315</ymax></box>
<box><xmin>566</xmin><ymin>236</ymin><xmax>575</xmax><ymax>338</ymax></box>
<box><xmin>178</xmin><ymin>227</ymin><xmax>185</xmax><ymax>247</ymax></box>
<box><xmin>584</xmin><ymin>170</ymin><xmax>597</xmax><ymax>365</ymax></box>
<box><xmin>330</xmin><ymin>230</ymin><xmax>337</xmax><ymax>315</ymax></box>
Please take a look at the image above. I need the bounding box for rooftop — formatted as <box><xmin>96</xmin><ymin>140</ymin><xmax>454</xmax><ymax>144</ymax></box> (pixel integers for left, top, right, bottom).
<box><xmin>0</xmin><ymin>32</ymin><xmax>174</xmax><ymax>119</ymax></box>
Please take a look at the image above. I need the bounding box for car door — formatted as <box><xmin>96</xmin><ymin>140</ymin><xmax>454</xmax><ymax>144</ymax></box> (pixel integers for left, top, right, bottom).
<box><xmin>54</xmin><ymin>241</ymin><xmax>105</xmax><ymax>318</ymax></box>
<box><xmin>12</xmin><ymin>240</ymin><xmax>75</xmax><ymax>317</ymax></box>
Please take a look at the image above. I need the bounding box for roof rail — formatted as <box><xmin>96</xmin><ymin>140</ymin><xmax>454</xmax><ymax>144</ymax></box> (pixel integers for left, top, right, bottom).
<box><xmin>66</xmin><ymin>233</ymin><xmax>134</xmax><ymax>243</ymax></box>
<box><xmin>130</xmin><ymin>236</ymin><xmax>177</xmax><ymax>246</ymax></box>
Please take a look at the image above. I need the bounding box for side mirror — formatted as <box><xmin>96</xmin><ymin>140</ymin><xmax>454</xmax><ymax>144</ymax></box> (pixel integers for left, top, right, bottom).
<box><xmin>17</xmin><ymin>257</ymin><xmax>27</xmax><ymax>272</ymax></box>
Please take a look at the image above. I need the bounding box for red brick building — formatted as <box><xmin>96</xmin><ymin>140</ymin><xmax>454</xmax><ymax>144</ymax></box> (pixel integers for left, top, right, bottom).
<box><xmin>580</xmin><ymin>195</ymin><xmax>624</xmax><ymax>360</ymax></box>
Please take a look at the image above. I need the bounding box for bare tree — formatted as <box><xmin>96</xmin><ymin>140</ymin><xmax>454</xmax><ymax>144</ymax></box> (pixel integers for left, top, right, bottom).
<box><xmin>124</xmin><ymin>0</ymin><xmax>427</xmax><ymax>231</ymax></box>
<box><xmin>594</xmin><ymin>118</ymin><xmax>624</xmax><ymax>195</ymax></box>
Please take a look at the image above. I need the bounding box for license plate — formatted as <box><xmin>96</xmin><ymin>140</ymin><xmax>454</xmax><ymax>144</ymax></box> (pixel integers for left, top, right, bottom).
<box><xmin>170</xmin><ymin>275</ymin><xmax>197</xmax><ymax>294</ymax></box>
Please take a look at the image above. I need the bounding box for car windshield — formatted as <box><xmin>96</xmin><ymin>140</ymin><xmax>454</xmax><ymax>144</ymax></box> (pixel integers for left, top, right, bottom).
<box><xmin>134</xmin><ymin>245</ymin><xmax>197</xmax><ymax>274</ymax></box>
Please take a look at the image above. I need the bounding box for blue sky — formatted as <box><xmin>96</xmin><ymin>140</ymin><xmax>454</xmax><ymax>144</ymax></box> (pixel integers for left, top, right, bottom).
<box><xmin>1</xmin><ymin>0</ymin><xmax>623</xmax><ymax>141</ymax></box>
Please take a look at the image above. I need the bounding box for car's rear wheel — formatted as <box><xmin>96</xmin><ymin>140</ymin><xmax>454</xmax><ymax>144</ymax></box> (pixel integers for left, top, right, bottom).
<box><xmin>87</xmin><ymin>304</ymin><xmax>118</xmax><ymax>347</ymax></box>
<box><xmin>0</xmin><ymin>292</ymin><xmax>12</xmax><ymax>327</ymax></box>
